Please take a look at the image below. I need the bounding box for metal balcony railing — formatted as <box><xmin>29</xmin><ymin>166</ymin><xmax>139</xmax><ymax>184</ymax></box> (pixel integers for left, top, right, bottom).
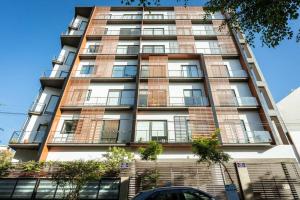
<box><xmin>52</xmin><ymin>55</ymin><xmax>65</xmax><ymax>65</ymax></box>
<box><xmin>138</xmin><ymin>96</ymin><xmax>209</xmax><ymax>107</ymax></box>
<box><xmin>48</xmin><ymin>130</ymin><xmax>129</xmax><ymax>144</ymax></box>
<box><xmin>94</xmin><ymin>14</ymin><xmax>214</xmax><ymax>20</ymax></box>
<box><xmin>80</xmin><ymin>47</ymin><xmax>236</xmax><ymax>55</ymax></box>
<box><xmin>41</xmin><ymin>70</ymin><xmax>69</xmax><ymax>78</ymax></box>
<box><xmin>140</xmin><ymin>47</ymin><xmax>236</xmax><ymax>55</ymax></box>
<box><xmin>218</xmin><ymin>96</ymin><xmax>258</xmax><ymax>107</ymax></box>
<box><xmin>140</xmin><ymin>68</ymin><xmax>203</xmax><ymax>78</ymax></box>
<box><xmin>9</xmin><ymin>131</ymin><xmax>46</xmax><ymax>144</ymax></box>
<box><xmin>211</xmin><ymin>69</ymin><xmax>248</xmax><ymax>78</ymax></box>
<box><xmin>63</xmin><ymin>97</ymin><xmax>135</xmax><ymax>107</ymax></box>
<box><xmin>28</xmin><ymin>102</ymin><xmax>46</xmax><ymax>114</ymax></box>
<box><xmin>80</xmin><ymin>46</ymin><xmax>140</xmax><ymax>55</ymax></box>
<box><xmin>222</xmin><ymin>130</ymin><xmax>272</xmax><ymax>144</ymax></box>
<box><xmin>135</xmin><ymin>130</ymin><xmax>192</xmax><ymax>143</ymax></box>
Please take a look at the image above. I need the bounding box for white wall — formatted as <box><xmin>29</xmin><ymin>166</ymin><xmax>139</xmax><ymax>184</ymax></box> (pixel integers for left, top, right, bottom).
<box><xmin>230</xmin><ymin>82</ymin><xmax>252</xmax><ymax>97</ymax></box>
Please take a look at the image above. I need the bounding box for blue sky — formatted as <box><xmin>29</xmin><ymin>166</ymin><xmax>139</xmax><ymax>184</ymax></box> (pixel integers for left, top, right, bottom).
<box><xmin>0</xmin><ymin>0</ymin><xmax>299</xmax><ymax>144</ymax></box>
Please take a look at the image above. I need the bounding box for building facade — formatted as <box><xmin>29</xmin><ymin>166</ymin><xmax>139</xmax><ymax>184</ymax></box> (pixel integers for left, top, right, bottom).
<box><xmin>5</xmin><ymin>6</ymin><xmax>300</xmax><ymax>199</ymax></box>
<box><xmin>277</xmin><ymin>87</ymin><xmax>300</xmax><ymax>162</ymax></box>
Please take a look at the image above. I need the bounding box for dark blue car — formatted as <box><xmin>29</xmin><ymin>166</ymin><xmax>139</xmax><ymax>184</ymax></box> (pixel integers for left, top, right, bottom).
<box><xmin>132</xmin><ymin>186</ymin><xmax>215</xmax><ymax>200</ymax></box>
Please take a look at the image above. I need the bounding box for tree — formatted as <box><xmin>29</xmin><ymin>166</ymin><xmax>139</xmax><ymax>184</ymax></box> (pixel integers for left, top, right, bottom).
<box><xmin>52</xmin><ymin>160</ymin><xmax>102</xmax><ymax>200</ymax></box>
<box><xmin>138</xmin><ymin>141</ymin><xmax>163</xmax><ymax>189</ymax></box>
<box><xmin>192</xmin><ymin>129</ymin><xmax>233</xmax><ymax>184</ymax></box>
<box><xmin>138</xmin><ymin>140</ymin><xmax>163</xmax><ymax>161</ymax></box>
<box><xmin>122</xmin><ymin>0</ymin><xmax>300</xmax><ymax>47</ymax></box>
<box><xmin>0</xmin><ymin>149</ymin><xmax>13</xmax><ymax>177</ymax></box>
<box><xmin>100</xmin><ymin>147</ymin><xmax>134</xmax><ymax>176</ymax></box>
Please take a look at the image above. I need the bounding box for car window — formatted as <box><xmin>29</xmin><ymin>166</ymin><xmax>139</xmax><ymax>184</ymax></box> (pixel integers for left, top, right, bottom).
<box><xmin>182</xmin><ymin>190</ymin><xmax>212</xmax><ymax>200</ymax></box>
<box><xmin>148</xmin><ymin>190</ymin><xmax>180</xmax><ymax>200</ymax></box>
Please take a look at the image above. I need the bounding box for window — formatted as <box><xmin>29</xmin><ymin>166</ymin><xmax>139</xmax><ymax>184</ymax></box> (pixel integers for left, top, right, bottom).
<box><xmin>86</xmin><ymin>89</ymin><xmax>92</xmax><ymax>101</ymax></box>
<box><xmin>64</xmin><ymin>51</ymin><xmax>75</xmax><ymax>66</ymax></box>
<box><xmin>59</xmin><ymin>71</ymin><xmax>69</xmax><ymax>78</ymax></box>
<box><xmin>35</xmin><ymin>124</ymin><xmax>48</xmax><ymax>143</ymax></box>
<box><xmin>182</xmin><ymin>189</ymin><xmax>212</xmax><ymax>200</ymax></box>
<box><xmin>80</xmin><ymin>65</ymin><xmax>95</xmax><ymax>75</ymax></box>
<box><xmin>79</xmin><ymin>21</ymin><xmax>88</xmax><ymax>31</ymax></box>
<box><xmin>181</xmin><ymin>65</ymin><xmax>199</xmax><ymax>77</ymax></box>
<box><xmin>217</xmin><ymin>89</ymin><xmax>237</xmax><ymax>106</ymax></box>
<box><xmin>123</xmin><ymin>14</ymin><xmax>141</xmax><ymax>19</ymax></box>
<box><xmin>136</xmin><ymin>121</ymin><xmax>167</xmax><ymax>142</ymax></box>
<box><xmin>116</xmin><ymin>45</ymin><xmax>139</xmax><ymax>54</ymax></box>
<box><xmin>139</xmin><ymin>89</ymin><xmax>148</xmax><ymax>106</ymax></box>
<box><xmin>208</xmin><ymin>41</ymin><xmax>221</xmax><ymax>54</ymax></box>
<box><xmin>142</xmin><ymin>45</ymin><xmax>165</xmax><ymax>53</ymax></box>
<box><xmin>183</xmin><ymin>89</ymin><xmax>203</xmax><ymax>106</ymax></box>
<box><xmin>240</xmin><ymin>119</ymin><xmax>250</xmax><ymax>143</ymax></box>
<box><xmin>120</xmin><ymin>28</ymin><xmax>141</xmax><ymax>35</ymax></box>
<box><xmin>143</xmin><ymin>28</ymin><xmax>164</xmax><ymax>35</ymax></box>
<box><xmin>101</xmin><ymin>120</ymin><xmax>120</xmax><ymax>143</ymax></box>
<box><xmin>141</xmin><ymin>65</ymin><xmax>149</xmax><ymax>77</ymax></box>
<box><xmin>97</xmin><ymin>179</ymin><xmax>120</xmax><ymax>199</ymax></box>
<box><xmin>88</xmin><ymin>45</ymin><xmax>100</xmax><ymax>53</ymax></box>
<box><xmin>62</xmin><ymin>120</ymin><xmax>78</xmax><ymax>134</ymax></box>
<box><xmin>107</xmin><ymin>90</ymin><xmax>135</xmax><ymax>106</ymax></box>
<box><xmin>148</xmin><ymin>190</ymin><xmax>181</xmax><ymax>200</ymax></box>
<box><xmin>44</xmin><ymin>95</ymin><xmax>59</xmax><ymax>114</ymax></box>
<box><xmin>112</xmin><ymin>65</ymin><xmax>137</xmax><ymax>77</ymax></box>
<box><xmin>174</xmin><ymin>116</ymin><xmax>190</xmax><ymax>142</ymax></box>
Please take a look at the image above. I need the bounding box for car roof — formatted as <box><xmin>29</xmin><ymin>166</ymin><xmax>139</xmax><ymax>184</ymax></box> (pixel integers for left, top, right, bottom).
<box><xmin>138</xmin><ymin>186</ymin><xmax>213</xmax><ymax>196</ymax></box>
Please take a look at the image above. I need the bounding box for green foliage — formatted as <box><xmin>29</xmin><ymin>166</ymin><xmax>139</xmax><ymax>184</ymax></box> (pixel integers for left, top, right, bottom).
<box><xmin>0</xmin><ymin>149</ymin><xmax>13</xmax><ymax>177</ymax></box>
<box><xmin>139</xmin><ymin>169</ymin><xmax>160</xmax><ymax>190</ymax></box>
<box><xmin>21</xmin><ymin>160</ymin><xmax>45</xmax><ymax>174</ymax></box>
<box><xmin>138</xmin><ymin>141</ymin><xmax>163</xmax><ymax>161</ymax></box>
<box><xmin>101</xmin><ymin>147</ymin><xmax>134</xmax><ymax>176</ymax></box>
<box><xmin>122</xmin><ymin>0</ymin><xmax>300</xmax><ymax>47</ymax></box>
<box><xmin>192</xmin><ymin>129</ymin><xmax>230</xmax><ymax>165</ymax></box>
<box><xmin>52</xmin><ymin>160</ymin><xmax>102</xmax><ymax>200</ymax></box>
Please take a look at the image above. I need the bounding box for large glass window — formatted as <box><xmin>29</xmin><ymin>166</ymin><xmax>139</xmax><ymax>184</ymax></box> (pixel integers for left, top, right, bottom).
<box><xmin>138</xmin><ymin>90</ymin><xmax>148</xmax><ymax>106</ymax></box>
<box><xmin>136</xmin><ymin>121</ymin><xmax>167</xmax><ymax>142</ymax></box>
<box><xmin>35</xmin><ymin>180</ymin><xmax>57</xmax><ymax>199</ymax></box>
<box><xmin>101</xmin><ymin>120</ymin><xmax>120</xmax><ymax>143</ymax></box>
<box><xmin>88</xmin><ymin>45</ymin><xmax>100</xmax><ymax>53</ymax></box>
<box><xmin>112</xmin><ymin>65</ymin><xmax>137</xmax><ymax>77</ymax></box>
<box><xmin>119</xmin><ymin>28</ymin><xmax>140</xmax><ymax>35</ymax></box>
<box><xmin>143</xmin><ymin>28</ymin><xmax>164</xmax><ymax>35</ymax></box>
<box><xmin>144</xmin><ymin>14</ymin><xmax>164</xmax><ymax>19</ymax></box>
<box><xmin>62</xmin><ymin>120</ymin><xmax>78</xmax><ymax>134</ymax></box>
<box><xmin>11</xmin><ymin>179</ymin><xmax>37</xmax><ymax>199</ymax></box>
<box><xmin>174</xmin><ymin>116</ymin><xmax>191</xmax><ymax>142</ymax></box>
<box><xmin>116</xmin><ymin>45</ymin><xmax>139</xmax><ymax>54</ymax></box>
<box><xmin>183</xmin><ymin>89</ymin><xmax>203</xmax><ymax>106</ymax></box>
<box><xmin>80</xmin><ymin>65</ymin><xmax>95</xmax><ymax>75</ymax></box>
<box><xmin>181</xmin><ymin>65</ymin><xmax>199</xmax><ymax>77</ymax></box>
<box><xmin>44</xmin><ymin>95</ymin><xmax>59</xmax><ymax>114</ymax></box>
<box><xmin>107</xmin><ymin>90</ymin><xmax>135</xmax><ymax>106</ymax></box>
<box><xmin>78</xmin><ymin>21</ymin><xmax>88</xmax><ymax>31</ymax></box>
<box><xmin>34</xmin><ymin>124</ymin><xmax>48</xmax><ymax>143</ymax></box>
<box><xmin>64</xmin><ymin>51</ymin><xmax>75</xmax><ymax>66</ymax></box>
<box><xmin>98</xmin><ymin>179</ymin><xmax>120</xmax><ymax>200</ymax></box>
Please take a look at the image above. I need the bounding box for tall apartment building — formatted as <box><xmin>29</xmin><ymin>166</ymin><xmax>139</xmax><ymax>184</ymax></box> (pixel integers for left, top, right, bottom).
<box><xmin>6</xmin><ymin>6</ymin><xmax>300</xmax><ymax>199</ymax></box>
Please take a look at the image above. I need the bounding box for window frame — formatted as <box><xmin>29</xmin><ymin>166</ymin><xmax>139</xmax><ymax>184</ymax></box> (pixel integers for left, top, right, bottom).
<box><xmin>107</xmin><ymin>89</ymin><xmax>135</xmax><ymax>106</ymax></box>
<box><xmin>111</xmin><ymin>65</ymin><xmax>137</xmax><ymax>78</ymax></box>
<box><xmin>80</xmin><ymin>65</ymin><xmax>95</xmax><ymax>75</ymax></box>
<box><xmin>61</xmin><ymin>120</ymin><xmax>78</xmax><ymax>134</ymax></box>
<box><xmin>136</xmin><ymin>120</ymin><xmax>168</xmax><ymax>142</ymax></box>
<box><xmin>44</xmin><ymin>95</ymin><xmax>60</xmax><ymax>114</ymax></box>
<box><xmin>180</xmin><ymin>65</ymin><xmax>199</xmax><ymax>77</ymax></box>
<box><xmin>64</xmin><ymin>51</ymin><xmax>76</xmax><ymax>66</ymax></box>
<box><xmin>142</xmin><ymin>45</ymin><xmax>165</xmax><ymax>53</ymax></box>
<box><xmin>101</xmin><ymin>120</ymin><xmax>120</xmax><ymax>143</ymax></box>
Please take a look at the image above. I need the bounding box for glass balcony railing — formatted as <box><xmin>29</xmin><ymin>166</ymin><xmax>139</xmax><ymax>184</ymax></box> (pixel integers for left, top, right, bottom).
<box><xmin>62</xmin><ymin>30</ymin><xmax>84</xmax><ymax>36</ymax></box>
<box><xmin>211</xmin><ymin>70</ymin><xmax>248</xmax><ymax>78</ymax></box>
<box><xmin>52</xmin><ymin>55</ymin><xmax>65</xmax><ymax>65</ymax></box>
<box><xmin>48</xmin><ymin>130</ymin><xmax>130</xmax><ymax>144</ymax></box>
<box><xmin>41</xmin><ymin>70</ymin><xmax>69</xmax><ymax>79</ymax></box>
<box><xmin>218</xmin><ymin>96</ymin><xmax>258</xmax><ymax>107</ymax></box>
<box><xmin>135</xmin><ymin>130</ymin><xmax>192</xmax><ymax>143</ymax></box>
<box><xmin>63</xmin><ymin>97</ymin><xmax>135</xmax><ymax>107</ymax></box>
<box><xmin>80</xmin><ymin>46</ymin><xmax>140</xmax><ymax>55</ymax></box>
<box><xmin>140</xmin><ymin>68</ymin><xmax>203</xmax><ymax>78</ymax></box>
<box><xmin>138</xmin><ymin>96</ymin><xmax>209</xmax><ymax>107</ymax></box>
<box><xmin>93</xmin><ymin>14</ymin><xmax>214</xmax><ymax>20</ymax></box>
<box><xmin>140</xmin><ymin>47</ymin><xmax>236</xmax><ymax>55</ymax></box>
<box><xmin>9</xmin><ymin>131</ymin><xmax>46</xmax><ymax>144</ymax></box>
<box><xmin>28</xmin><ymin>102</ymin><xmax>46</xmax><ymax>114</ymax></box>
<box><xmin>236</xmin><ymin>97</ymin><xmax>258</xmax><ymax>107</ymax></box>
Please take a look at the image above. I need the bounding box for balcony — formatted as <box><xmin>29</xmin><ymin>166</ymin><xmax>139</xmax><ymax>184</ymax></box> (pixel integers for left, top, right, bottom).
<box><xmin>218</xmin><ymin>96</ymin><xmax>258</xmax><ymax>107</ymax></box>
<box><xmin>62</xmin><ymin>96</ymin><xmax>135</xmax><ymax>110</ymax></box>
<box><xmin>94</xmin><ymin>14</ymin><xmax>143</xmax><ymax>20</ymax></box>
<box><xmin>40</xmin><ymin>70</ymin><xmax>68</xmax><ymax>89</ymax></box>
<box><xmin>68</xmin><ymin>21</ymin><xmax>81</xmax><ymax>29</ymax></box>
<box><xmin>222</xmin><ymin>130</ymin><xmax>272</xmax><ymax>145</ymax></box>
<box><xmin>80</xmin><ymin>46</ymin><xmax>140</xmax><ymax>56</ymax></box>
<box><xmin>48</xmin><ymin>130</ymin><xmax>129</xmax><ymax>146</ymax></box>
<box><xmin>142</xmin><ymin>29</ymin><xmax>218</xmax><ymax>37</ymax></box>
<box><xmin>52</xmin><ymin>55</ymin><xmax>65</xmax><ymax>65</ymax></box>
<box><xmin>9</xmin><ymin>131</ymin><xmax>45</xmax><ymax>148</ymax></box>
<box><xmin>140</xmin><ymin>47</ymin><xmax>237</xmax><ymax>55</ymax></box>
<box><xmin>28</xmin><ymin>102</ymin><xmax>46</xmax><ymax>115</ymax></box>
<box><xmin>135</xmin><ymin>130</ymin><xmax>192</xmax><ymax>143</ymax></box>
<box><xmin>138</xmin><ymin>96</ymin><xmax>209</xmax><ymax>108</ymax></box>
<box><xmin>140</xmin><ymin>66</ymin><xmax>203</xmax><ymax>80</ymax></box>
<box><xmin>211</xmin><ymin>69</ymin><xmax>248</xmax><ymax>79</ymax></box>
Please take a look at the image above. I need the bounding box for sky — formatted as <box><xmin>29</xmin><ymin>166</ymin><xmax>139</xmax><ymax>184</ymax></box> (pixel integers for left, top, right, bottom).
<box><xmin>0</xmin><ymin>0</ymin><xmax>299</xmax><ymax>144</ymax></box>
